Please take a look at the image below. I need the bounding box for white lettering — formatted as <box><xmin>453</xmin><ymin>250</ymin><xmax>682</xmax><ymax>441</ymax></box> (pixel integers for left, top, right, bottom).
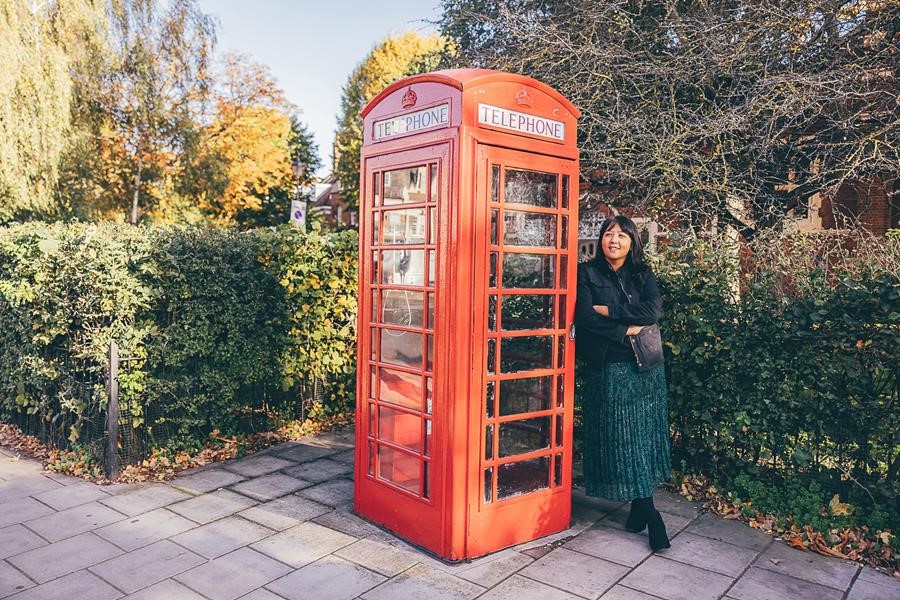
<box><xmin>373</xmin><ymin>103</ymin><xmax>451</xmax><ymax>141</ymax></box>
<box><xmin>476</xmin><ymin>103</ymin><xmax>566</xmax><ymax>141</ymax></box>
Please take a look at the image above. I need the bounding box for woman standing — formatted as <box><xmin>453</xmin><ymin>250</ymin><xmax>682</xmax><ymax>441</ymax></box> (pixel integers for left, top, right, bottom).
<box><xmin>575</xmin><ymin>215</ymin><xmax>671</xmax><ymax>552</ymax></box>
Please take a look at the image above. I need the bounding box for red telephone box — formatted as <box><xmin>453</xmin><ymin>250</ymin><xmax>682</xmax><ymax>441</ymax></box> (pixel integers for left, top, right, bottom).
<box><xmin>354</xmin><ymin>69</ymin><xmax>580</xmax><ymax>561</ymax></box>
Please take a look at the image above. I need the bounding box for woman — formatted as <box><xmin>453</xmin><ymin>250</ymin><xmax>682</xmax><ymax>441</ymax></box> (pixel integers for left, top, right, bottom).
<box><xmin>575</xmin><ymin>215</ymin><xmax>671</xmax><ymax>552</ymax></box>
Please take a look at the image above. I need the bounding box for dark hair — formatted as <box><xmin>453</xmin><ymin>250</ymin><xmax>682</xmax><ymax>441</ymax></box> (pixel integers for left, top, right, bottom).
<box><xmin>595</xmin><ymin>215</ymin><xmax>646</xmax><ymax>270</ymax></box>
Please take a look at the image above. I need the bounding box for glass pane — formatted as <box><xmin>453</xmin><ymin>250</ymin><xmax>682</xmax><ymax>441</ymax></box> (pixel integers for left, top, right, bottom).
<box><xmin>489</xmin><ymin>252</ymin><xmax>498</xmax><ymax>287</ymax></box>
<box><xmin>429</xmin><ymin>163</ymin><xmax>438</xmax><ymax>202</ymax></box>
<box><xmin>426</xmin><ymin>334</ymin><xmax>434</xmax><ymax>372</ymax></box>
<box><xmin>368</xmin><ymin>403</ymin><xmax>376</xmax><ymax>437</ymax></box>
<box><xmin>503</xmin><ymin>254</ymin><xmax>555</xmax><ymax>289</ymax></box>
<box><xmin>487</xmin><ymin>338</ymin><xmax>496</xmax><ymax>374</ymax></box>
<box><xmin>504</xmin><ymin>169</ymin><xmax>557</xmax><ymax>208</ymax></box>
<box><xmin>560</xmin><ymin>215</ymin><xmax>568</xmax><ymax>249</ymax></box>
<box><xmin>374</xmin><ymin>172</ymin><xmax>381</xmax><ymax>207</ymax></box>
<box><xmin>488</xmin><ymin>295</ymin><xmax>498</xmax><ymax>331</ymax></box>
<box><xmin>500</xmin><ymin>335</ymin><xmax>553</xmax><ymax>373</ymax></box>
<box><xmin>378</xmin><ymin>406</ymin><xmax>422</xmax><ymax>452</ymax></box>
<box><xmin>369</xmin><ymin>366</ymin><xmax>376</xmax><ymax>400</ymax></box>
<box><xmin>384</xmin><ymin>166</ymin><xmax>428</xmax><ymax>205</ymax></box>
<box><xmin>554</xmin><ymin>453</ymin><xmax>563</xmax><ymax>486</ymax></box>
<box><xmin>427</xmin><ymin>250</ymin><xmax>435</xmax><ymax>286</ymax></box>
<box><xmin>423</xmin><ymin>462</ymin><xmax>430</xmax><ymax>499</ymax></box>
<box><xmin>555</xmin><ymin>414</ymin><xmax>563</xmax><ymax>447</ymax></box>
<box><xmin>501</xmin><ymin>294</ymin><xmax>554</xmax><ymax>330</ymax></box>
<box><xmin>557</xmin><ymin>335</ymin><xmax>565</xmax><ymax>369</ymax></box>
<box><xmin>561</xmin><ymin>175</ymin><xmax>569</xmax><ymax>209</ymax></box>
<box><xmin>491</xmin><ymin>165</ymin><xmax>500</xmax><ymax>203</ymax></box>
<box><xmin>499</xmin><ymin>376</ymin><xmax>552</xmax><ymax>416</ymax></box>
<box><xmin>497</xmin><ymin>456</ymin><xmax>550</xmax><ymax>500</ymax></box>
<box><xmin>499</xmin><ymin>417</ymin><xmax>551</xmax><ymax>457</ymax></box>
<box><xmin>381</xmin><ymin>250</ymin><xmax>425</xmax><ymax>286</ymax></box>
<box><xmin>373</xmin><ymin>211</ymin><xmax>381</xmax><ymax>245</ymax></box>
<box><xmin>485</xmin><ymin>381</ymin><xmax>495</xmax><ymax>418</ymax></box>
<box><xmin>426</xmin><ymin>377</ymin><xmax>433</xmax><ymax>414</ymax></box>
<box><xmin>379</xmin><ymin>366</ymin><xmax>423</xmax><ymax>410</ymax></box>
<box><xmin>484</xmin><ymin>468</ymin><xmax>493</xmax><ymax>503</ymax></box>
<box><xmin>559</xmin><ymin>255</ymin><xmax>568</xmax><ymax>289</ymax></box>
<box><xmin>426</xmin><ymin>292</ymin><xmax>435</xmax><ymax>329</ymax></box>
<box><xmin>425</xmin><ymin>419</ymin><xmax>432</xmax><ymax>457</ymax></box>
<box><xmin>378</xmin><ymin>446</ymin><xmax>420</xmax><ymax>494</ymax></box>
<box><xmin>382</xmin><ymin>209</ymin><xmax>426</xmax><ymax>245</ymax></box>
<box><xmin>503</xmin><ymin>211</ymin><xmax>556</xmax><ymax>247</ymax></box>
<box><xmin>370</xmin><ymin>290</ymin><xmax>377</xmax><ymax>323</ymax></box>
<box><xmin>381</xmin><ymin>329</ymin><xmax>423</xmax><ymax>369</ymax></box>
<box><xmin>370</xmin><ymin>328</ymin><xmax>377</xmax><ymax>361</ymax></box>
<box><xmin>368</xmin><ymin>441</ymin><xmax>375</xmax><ymax>475</ymax></box>
<box><xmin>556</xmin><ymin>374</ymin><xmax>564</xmax><ymax>408</ymax></box>
<box><xmin>490</xmin><ymin>209</ymin><xmax>499</xmax><ymax>245</ymax></box>
<box><xmin>485</xmin><ymin>424</ymin><xmax>494</xmax><ymax>460</ymax></box>
<box><xmin>557</xmin><ymin>296</ymin><xmax>566</xmax><ymax>329</ymax></box>
<box><xmin>370</xmin><ymin>252</ymin><xmax>378</xmax><ymax>283</ymax></box>
<box><xmin>380</xmin><ymin>289</ymin><xmax>423</xmax><ymax>328</ymax></box>
<box><xmin>427</xmin><ymin>207</ymin><xmax>437</xmax><ymax>244</ymax></box>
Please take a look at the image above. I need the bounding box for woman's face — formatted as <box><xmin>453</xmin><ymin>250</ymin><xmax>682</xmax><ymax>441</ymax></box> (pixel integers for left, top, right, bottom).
<box><xmin>601</xmin><ymin>223</ymin><xmax>632</xmax><ymax>264</ymax></box>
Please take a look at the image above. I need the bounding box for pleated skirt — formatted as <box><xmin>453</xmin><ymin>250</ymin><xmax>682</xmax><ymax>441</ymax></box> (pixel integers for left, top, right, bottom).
<box><xmin>582</xmin><ymin>361</ymin><xmax>671</xmax><ymax>501</ymax></box>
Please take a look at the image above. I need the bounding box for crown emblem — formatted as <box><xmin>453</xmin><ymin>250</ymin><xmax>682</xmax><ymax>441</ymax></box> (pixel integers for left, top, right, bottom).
<box><xmin>515</xmin><ymin>88</ymin><xmax>533</xmax><ymax>107</ymax></box>
<box><xmin>401</xmin><ymin>87</ymin><xmax>418</xmax><ymax>108</ymax></box>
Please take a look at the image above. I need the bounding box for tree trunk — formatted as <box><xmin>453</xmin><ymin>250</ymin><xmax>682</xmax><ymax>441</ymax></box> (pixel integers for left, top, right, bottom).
<box><xmin>130</xmin><ymin>152</ymin><xmax>143</xmax><ymax>225</ymax></box>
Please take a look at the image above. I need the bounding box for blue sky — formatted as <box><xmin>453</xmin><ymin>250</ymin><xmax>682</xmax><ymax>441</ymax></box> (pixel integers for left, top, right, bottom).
<box><xmin>196</xmin><ymin>0</ymin><xmax>441</xmax><ymax>177</ymax></box>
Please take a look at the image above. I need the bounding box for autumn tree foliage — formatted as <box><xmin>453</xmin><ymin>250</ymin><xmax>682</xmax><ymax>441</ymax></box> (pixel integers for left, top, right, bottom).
<box><xmin>334</xmin><ymin>31</ymin><xmax>449</xmax><ymax>210</ymax></box>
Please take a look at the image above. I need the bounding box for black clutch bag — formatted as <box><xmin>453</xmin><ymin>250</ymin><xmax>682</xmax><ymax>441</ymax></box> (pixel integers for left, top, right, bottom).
<box><xmin>629</xmin><ymin>322</ymin><xmax>664</xmax><ymax>372</ymax></box>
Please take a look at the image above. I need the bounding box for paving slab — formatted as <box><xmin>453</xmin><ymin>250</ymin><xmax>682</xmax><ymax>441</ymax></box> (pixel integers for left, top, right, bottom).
<box><xmin>265</xmin><ymin>555</ymin><xmax>387</xmax><ymax>600</ymax></box>
<box><xmin>230</xmin><ymin>473</ymin><xmax>314</xmax><ymax>501</ymax></box>
<box><xmin>599</xmin><ymin>585</ymin><xmax>664</xmax><ymax>599</ymax></box>
<box><xmin>7</xmin><ymin>532</ymin><xmax>123</xmax><ymax>583</ymax></box>
<box><xmin>296</xmin><ymin>479</ymin><xmax>354</xmax><ymax>508</ymax></box>
<box><xmin>99</xmin><ymin>484</ymin><xmax>193</xmax><ymax>517</ymax></box>
<box><xmin>520</xmin><ymin>546</ymin><xmax>629</xmax><ymax>598</ymax></box>
<box><xmin>271</xmin><ymin>442</ymin><xmax>341</xmax><ymax>463</ymax></box>
<box><xmin>620</xmin><ymin>555</ymin><xmax>733</xmax><ymax>600</ymax></box>
<box><xmin>846</xmin><ymin>578</ymin><xmax>900</xmax><ymax>600</ymax></box>
<box><xmin>334</xmin><ymin>537</ymin><xmax>422</xmax><ymax>577</ymax></box>
<box><xmin>565</xmin><ymin>525</ymin><xmax>653</xmax><ymax>568</ymax></box>
<box><xmin>171</xmin><ymin>516</ymin><xmax>274</xmax><ymax>559</ymax></box>
<box><xmin>169</xmin><ymin>469</ymin><xmax>246</xmax><ymax>494</ymax></box>
<box><xmin>652</xmin><ymin>492</ymin><xmax>702</xmax><ymax>520</ymax></box>
<box><xmin>477</xmin><ymin>573</ymin><xmax>583</xmax><ymax>600</ymax></box>
<box><xmin>24</xmin><ymin>500</ymin><xmax>125</xmax><ymax>542</ymax></box>
<box><xmin>603</xmin><ymin>505</ymin><xmax>693</xmax><ymax>537</ymax></box>
<box><xmin>728</xmin><ymin>566</ymin><xmax>843</xmax><ymax>600</ymax></box>
<box><xmin>238</xmin><ymin>589</ymin><xmax>285</xmax><ymax>600</ymax></box>
<box><xmin>239</xmin><ymin>495</ymin><xmax>333</xmax><ymax>530</ymax></box>
<box><xmin>684</xmin><ymin>512</ymin><xmax>773</xmax><ymax>552</ymax></box>
<box><xmin>89</xmin><ymin>539</ymin><xmax>206</xmax><ymax>594</ymax></box>
<box><xmin>661</xmin><ymin>531</ymin><xmax>759</xmax><ymax>577</ymax></box>
<box><xmin>454</xmin><ymin>550</ymin><xmax>533</xmax><ymax>588</ymax></box>
<box><xmin>311</xmin><ymin>508</ymin><xmax>383</xmax><ymax>538</ymax></box>
<box><xmin>174</xmin><ymin>547</ymin><xmax>292</xmax><ymax>600</ymax></box>
<box><xmin>572</xmin><ymin>490</ymin><xmax>627</xmax><ymax>515</ymax></box>
<box><xmin>283</xmin><ymin>458</ymin><xmax>353</xmax><ymax>483</ymax></box>
<box><xmin>0</xmin><ymin>560</ymin><xmax>34</xmax><ymax>599</ymax></box>
<box><xmin>0</xmin><ymin>497</ymin><xmax>56</xmax><ymax>529</ymax></box>
<box><xmin>0</xmin><ymin>525</ymin><xmax>46</xmax><ymax>560</ymax></box>
<box><xmin>168</xmin><ymin>489</ymin><xmax>257</xmax><ymax>524</ymax></box>
<box><xmin>251</xmin><ymin>521</ymin><xmax>356</xmax><ymax>567</ymax></box>
<box><xmin>124</xmin><ymin>578</ymin><xmax>207</xmax><ymax>599</ymax></box>
<box><xmin>0</xmin><ymin>475</ymin><xmax>63</xmax><ymax>503</ymax></box>
<box><xmin>95</xmin><ymin>508</ymin><xmax>198</xmax><ymax>551</ymax></box>
<box><xmin>3</xmin><ymin>569</ymin><xmax>121</xmax><ymax>600</ymax></box>
<box><xmin>0</xmin><ymin>459</ymin><xmax>46</xmax><ymax>482</ymax></box>
<box><xmin>754</xmin><ymin>540</ymin><xmax>859</xmax><ymax>590</ymax></box>
<box><xmin>308</xmin><ymin>429</ymin><xmax>356</xmax><ymax>449</ymax></box>
<box><xmin>858</xmin><ymin>566</ymin><xmax>900</xmax><ymax>590</ymax></box>
<box><xmin>361</xmin><ymin>563</ymin><xmax>485</xmax><ymax>600</ymax></box>
<box><xmin>31</xmin><ymin>481</ymin><xmax>109</xmax><ymax>511</ymax></box>
<box><xmin>330</xmin><ymin>449</ymin><xmax>355</xmax><ymax>466</ymax></box>
<box><xmin>221</xmin><ymin>455</ymin><xmax>295</xmax><ymax>478</ymax></box>
<box><xmin>571</xmin><ymin>502</ymin><xmax>608</xmax><ymax>528</ymax></box>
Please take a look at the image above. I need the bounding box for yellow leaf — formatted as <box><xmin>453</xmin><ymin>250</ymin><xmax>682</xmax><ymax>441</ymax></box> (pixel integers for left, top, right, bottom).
<box><xmin>828</xmin><ymin>494</ymin><xmax>852</xmax><ymax>516</ymax></box>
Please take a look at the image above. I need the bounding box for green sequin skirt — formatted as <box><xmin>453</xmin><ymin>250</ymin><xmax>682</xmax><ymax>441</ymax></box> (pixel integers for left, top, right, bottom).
<box><xmin>582</xmin><ymin>361</ymin><xmax>671</xmax><ymax>501</ymax></box>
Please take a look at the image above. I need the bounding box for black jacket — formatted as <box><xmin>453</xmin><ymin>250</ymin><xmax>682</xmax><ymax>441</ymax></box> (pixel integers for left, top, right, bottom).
<box><xmin>575</xmin><ymin>259</ymin><xmax>663</xmax><ymax>367</ymax></box>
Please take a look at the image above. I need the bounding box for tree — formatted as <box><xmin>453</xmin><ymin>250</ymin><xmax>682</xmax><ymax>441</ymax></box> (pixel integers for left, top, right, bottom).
<box><xmin>439</xmin><ymin>1</ymin><xmax>899</xmax><ymax>238</ymax></box>
<box><xmin>334</xmin><ymin>31</ymin><xmax>448</xmax><ymax>210</ymax></box>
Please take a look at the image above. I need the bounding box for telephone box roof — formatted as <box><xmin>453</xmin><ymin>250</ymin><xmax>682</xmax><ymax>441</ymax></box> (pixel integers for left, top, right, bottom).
<box><xmin>360</xmin><ymin>68</ymin><xmax>581</xmax><ymax>119</ymax></box>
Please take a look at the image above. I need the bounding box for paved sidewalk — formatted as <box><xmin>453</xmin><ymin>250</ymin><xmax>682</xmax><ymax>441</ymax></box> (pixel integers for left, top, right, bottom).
<box><xmin>1</xmin><ymin>430</ymin><xmax>897</xmax><ymax>600</ymax></box>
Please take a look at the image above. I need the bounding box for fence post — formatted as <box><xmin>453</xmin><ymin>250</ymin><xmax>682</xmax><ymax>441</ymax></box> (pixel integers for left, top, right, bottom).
<box><xmin>106</xmin><ymin>340</ymin><xmax>120</xmax><ymax>480</ymax></box>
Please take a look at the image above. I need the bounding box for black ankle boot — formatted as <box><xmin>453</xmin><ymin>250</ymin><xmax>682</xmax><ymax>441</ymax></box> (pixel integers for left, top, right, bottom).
<box><xmin>625</xmin><ymin>497</ymin><xmax>650</xmax><ymax>533</ymax></box>
<box><xmin>648</xmin><ymin>509</ymin><xmax>671</xmax><ymax>552</ymax></box>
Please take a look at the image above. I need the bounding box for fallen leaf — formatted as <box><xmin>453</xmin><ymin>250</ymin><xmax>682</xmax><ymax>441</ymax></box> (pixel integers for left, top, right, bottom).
<box><xmin>770</xmin><ymin>558</ymin><xmax>782</xmax><ymax>566</ymax></box>
<box><xmin>829</xmin><ymin>494</ymin><xmax>853</xmax><ymax>516</ymax></box>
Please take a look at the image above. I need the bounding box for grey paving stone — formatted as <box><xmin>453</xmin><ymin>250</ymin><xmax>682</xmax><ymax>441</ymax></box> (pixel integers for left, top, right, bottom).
<box><xmin>8</xmin><ymin>532</ymin><xmax>123</xmax><ymax>583</ymax></box>
<box><xmin>0</xmin><ymin>458</ymin><xmax>46</xmax><ymax>482</ymax></box>
<box><xmin>455</xmin><ymin>551</ymin><xmax>533</xmax><ymax>588</ymax></box>
<box><xmin>330</xmin><ymin>450</ymin><xmax>355</xmax><ymax>466</ymax></box>
<box><xmin>270</xmin><ymin>442</ymin><xmax>340</xmax><ymax>463</ymax></box>
<box><xmin>250</xmin><ymin>521</ymin><xmax>355</xmax><ymax>567</ymax></box>
<box><xmin>171</xmin><ymin>516</ymin><xmax>274</xmax><ymax>559</ymax></box>
<box><xmin>599</xmin><ymin>586</ymin><xmax>664</xmax><ymax>600</ymax></box>
<box><xmin>729</xmin><ymin>566</ymin><xmax>843</xmax><ymax>600</ymax></box>
<box><xmin>230</xmin><ymin>473</ymin><xmax>314</xmax><ymax>501</ymax></box>
<box><xmin>572</xmin><ymin>489</ymin><xmax>627</xmax><ymax>514</ymax></box>
<box><xmin>847</xmin><ymin>578</ymin><xmax>900</xmax><ymax>600</ymax></box>
<box><xmin>604</xmin><ymin>505</ymin><xmax>692</xmax><ymax>536</ymax></box>
<box><xmin>0</xmin><ymin>560</ymin><xmax>33</xmax><ymax>598</ymax></box>
<box><xmin>0</xmin><ymin>525</ymin><xmax>46</xmax><ymax>560</ymax></box>
<box><xmin>283</xmin><ymin>458</ymin><xmax>353</xmax><ymax>483</ymax></box>
<box><xmin>519</xmin><ymin>547</ymin><xmax>629</xmax><ymax>598</ymax></box>
<box><xmin>174</xmin><ymin>547</ymin><xmax>292</xmax><ymax>600</ymax></box>
<box><xmin>477</xmin><ymin>573</ymin><xmax>582</xmax><ymax>600</ymax></box>
<box><xmin>239</xmin><ymin>495</ymin><xmax>333</xmax><ymax>530</ymax></box>
<box><xmin>652</xmin><ymin>491</ymin><xmax>702</xmax><ymax>520</ymax></box>
<box><xmin>565</xmin><ymin>525</ymin><xmax>652</xmax><ymax>568</ymax></box>
<box><xmin>859</xmin><ymin>566</ymin><xmax>900</xmax><ymax>589</ymax></box>
<box><xmin>238</xmin><ymin>589</ymin><xmax>285</xmax><ymax>600</ymax></box>
<box><xmin>662</xmin><ymin>531</ymin><xmax>759</xmax><ymax>577</ymax></box>
<box><xmin>124</xmin><ymin>578</ymin><xmax>206</xmax><ymax>599</ymax></box>
<box><xmin>31</xmin><ymin>482</ymin><xmax>109</xmax><ymax>511</ymax></box>
<box><xmin>684</xmin><ymin>512</ymin><xmax>773</xmax><ymax>551</ymax></box>
<box><xmin>168</xmin><ymin>489</ymin><xmax>257</xmax><ymax>524</ymax></box>
<box><xmin>311</xmin><ymin>509</ymin><xmax>382</xmax><ymax>538</ymax></box>
<box><xmin>3</xmin><ymin>569</ymin><xmax>121</xmax><ymax>600</ymax></box>
<box><xmin>361</xmin><ymin>563</ymin><xmax>485</xmax><ymax>600</ymax></box>
<box><xmin>222</xmin><ymin>455</ymin><xmax>295</xmax><ymax>478</ymax></box>
<box><xmin>169</xmin><ymin>469</ymin><xmax>246</xmax><ymax>494</ymax></box>
<box><xmin>99</xmin><ymin>484</ymin><xmax>193</xmax><ymax>517</ymax></box>
<box><xmin>266</xmin><ymin>555</ymin><xmax>386</xmax><ymax>600</ymax></box>
<box><xmin>0</xmin><ymin>497</ymin><xmax>56</xmax><ymax>529</ymax></box>
<box><xmin>755</xmin><ymin>540</ymin><xmax>859</xmax><ymax>590</ymax></box>
<box><xmin>296</xmin><ymin>479</ymin><xmax>354</xmax><ymax>508</ymax></box>
<box><xmin>334</xmin><ymin>537</ymin><xmax>421</xmax><ymax>577</ymax></box>
<box><xmin>620</xmin><ymin>555</ymin><xmax>733</xmax><ymax>600</ymax></box>
<box><xmin>95</xmin><ymin>508</ymin><xmax>199</xmax><ymax>551</ymax></box>
<box><xmin>24</xmin><ymin>500</ymin><xmax>125</xmax><ymax>542</ymax></box>
<box><xmin>309</xmin><ymin>429</ymin><xmax>355</xmax><ymax>449</ymax></box>
<box><xmin>102</xmin><ymin>482</ymin><xmax>143</xmax><ymax>495</ymax></box>
<box><xmin>571</xmin><ymin>502</ymin><xmax>608</xmax><ymax>528</ymax></box>
<box><xmin>89</xmin><ymin>540</ymin><xmax>206</xmax><ymax>594</ymax></box>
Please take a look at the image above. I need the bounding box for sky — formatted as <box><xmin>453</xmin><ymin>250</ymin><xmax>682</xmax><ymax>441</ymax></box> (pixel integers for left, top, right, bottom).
<box><xmin>196</xmin><ymin>0</ymin><xmax>441</xmax><ymax>178</ymax></box>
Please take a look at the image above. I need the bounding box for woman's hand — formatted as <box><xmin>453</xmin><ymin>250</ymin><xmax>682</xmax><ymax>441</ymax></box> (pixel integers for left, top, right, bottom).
<box><xmin>592</xmin><ymin>305</ymin><xmax>610</xmax><ymax>317</ymax></box>
<box><xmin>626</xmin><ymin>325</ymin><xmax>644</xmax><ymax>336</ymax></box>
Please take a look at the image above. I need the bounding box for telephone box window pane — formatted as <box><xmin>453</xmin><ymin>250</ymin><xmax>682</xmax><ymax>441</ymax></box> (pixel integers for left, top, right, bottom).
<box><xmin>490</xmin><ymin>209</ymin><xmax>499</xmax><ymax>245</ymax></box>
<box><xmin>498</xmin><ymin>417</ymin><xmax>550</xmax><ymax>457</ymax></box>
<box><xmin>484</xmin><ymin>468</ymin><xmax>493</xmax><ymax>503</ymax></box>
<box><xmin>378</xmin><ymin>446</ymin><xmax>421</xmax><ymax>494</ymax></box>
<box><xmin>491</xmin><ymin>165</ymin><xmax>500</xmax><ymax>203</ymax></box>
<box><xmin>557</xmin><ymin>296</ymin><xmax>567</xmax><ymax>329</ymax></box>
<box><xmin>486</xmin><ymin>339</ymin><xmax>496</xmax><ymax>374</ymax></box>
<box><xmin>382</xmin><ymin>250</ymin><xmax>425</xmax><ymax>286</ymax></box>
<box><xmin>425</xmin><ymin>419</ymin><xmax>432</xmax><ymax>457</ymax></box>
<box><xmin>427</xmin><ymin>207</ymin><xmax>437</xmax><ymax>244</ymax></box>
<box><xmin>369</xmin><ymin>366</ymin><xmax>376</xmax><ymax>400</ymax></box>
<box><xmin>380</xmin><ymin>289</ymin><xmax>423</xmax><ymax>328</ymax></box>
<box><xmin>370</xmin><ymin>328</ymin><xmax>377</xmax><ymax>361</ymax></box>
<box><xmin>488</xmin><ymin>295</ymin><xmax>498</xmax><ymax>332</ymax></box>
<box><xmin>425</xmin><ymin>334</ymin><xmax>434</xmax><ymax>372</ymax></box>
<box><xmin>485</xmin><ymin>424</ymin><xmax>494</xmax><ymax>460</ymax></box>
<box><xmin>374</xmin><ymin>173</ymin><xmax>381</xmax><ymax>207</ymax></box>
<box><xmin>504</xmin><ymin>169</ymin><xmax>557</xmax><ymax>208</ymax></box>
<box><xmin>427</xmin><ymin>250</ymin><xmax>435</xmax><ymax>287</ymax></box>
<box><xmin>429</xmin><ymin>163</ymin><xmax>438</xmax><ymax>202</ymax></box>
<box><xmin>502</xmin><ymin>254</ymin><xmax>555</xmax><ymax>289</ymax></box>
<box><xmin>556</xmin><ymin>374</ymin><xmax>565</xmax><ymax>408</ymax></box>
<box><xmin>371</xmin><ymin>253</ymin><xmax>379</xmax><ymax>283</ymax></box>
<box><xmin>368</xmin><ymin>403</ymin><xmax>376</xmax><ymax>438</ymax></box>
<box><xmin>423</xmin><ymin>462</ymin><xmax>430</xmax><ymax>499</ymax></box>
<box><xmin>503</xmin><ymin>211</ymin><xmax>557</xmax><ymax>248</ymax></box>
<box><xmin>383</xmin><ymin>166</ymin><xmax>428</xmax><ymax>205</ymax></box>
<box><xmin>485</xmin><ymin>381</ymin><xmax>495</xmax><ymax>418</ymax></box>
<box><xmin>379</xmin><ymin>367</ymin><xmax>423</xmax><ymax>410</ymax></box>
<box><xmin>560</xmin><ymin>215</ymin><xmax>569</xmax><ymax>249</ymax></box>
<box><xmin>500</xmin><ymin>335</ymin><xmax>553</xmax><ymax>373</ymax></box>
<box><xmin>489</xmin><ymin>252</ymin><xmax>498</xmax><ymax>288</ymax></box>
<box><xmin>561</xmin><ymin>175</ymin><xmax>569</xmax><ymax>209</ymax></box>
<box><xmin>373</xmin><ymin>213</ymin><xmax>381</xmax><ymax>245</ymax></box>
<box><xmin>499</xmin><ymin>376</ymin><xmax>552</xmax><ymax>416</ymax></box>
<box><xmin>426</xmin><ymin>292</ymin><xmax>435</xmax><ymax>329</ymax></box>
<box><xmin>425</xmin><ymin>376</ymin><xmax>433</xmax><ymax>414</ymax></box>
<box><xmin>378</xmin><ymin>406</ymin><xmax>422</xmax><ymax>453</ymax></box>
<box><xmin>368</xmin><ymin>442</ymin><xmax>375</xmax><ymax>475</ymax></box>
<box><xmin>555</xmin><ymin>414</ymin><xmax>564</xmax><ymax>447</ymax></box>
<box><xmin>553</xmin><ymin>453</ymin><xmax>563</xmax><ymax>486</ymax></box>
<box><xmin>382</xmin><ymin>209</ymin><xmax>426</xmax><ymax>245</ymax></box>
<box><xmin>557</xmin><ymin>335</ymin><xmax>566</xmax><ymax>369</ymax></box>
<box><xmin>381</xmin><ymin>329</ymin><xmax>423</xmax><ymax>369</ymax></box>
<box><xmin>559</xmin><ymin>255</ymin><xmax>568</xmax><ymax>289</ymax></box>
<box><xmin>501</xmin><ymin>294</ymin><xmax>553</xmax><ymax>331</ymax></box>
<box><xmin>497</xmin><ymin>457</ymin><xmax>550</xmax><ymax>500</ymax></box>
<box><xmin>370</xmin><ymin>290</ymin><xmax>377</xmax><ymax>323</ymax></box>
